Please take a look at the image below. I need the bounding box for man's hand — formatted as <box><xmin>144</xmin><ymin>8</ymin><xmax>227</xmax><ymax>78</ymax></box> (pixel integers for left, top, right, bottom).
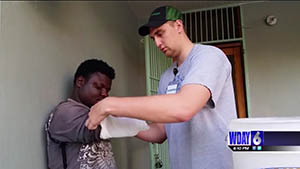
<box><xmin>85</xmin><ymin>98</ymin><xmax>110</xmax><ymax>130</ymax></box>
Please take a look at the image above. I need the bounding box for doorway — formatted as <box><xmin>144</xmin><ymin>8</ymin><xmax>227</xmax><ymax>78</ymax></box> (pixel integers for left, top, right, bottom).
<box><xmin>213</xmin><ymin>42</ymin><xmax>248</xmax><ymax>118</ymax></box>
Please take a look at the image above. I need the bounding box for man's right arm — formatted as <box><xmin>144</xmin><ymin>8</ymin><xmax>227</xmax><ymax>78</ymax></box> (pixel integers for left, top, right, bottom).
<box><xmin>136</xmin><ymin>123</ymin><xmax>166</xmax><ymax>144</ymax></box>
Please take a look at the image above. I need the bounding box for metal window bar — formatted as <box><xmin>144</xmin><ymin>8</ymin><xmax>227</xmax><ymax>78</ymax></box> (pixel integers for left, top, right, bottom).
<box><xmin>210</xmin><ymin>10</ymin><xmax>213</xmax><ymax>41</ymax></box>
<box><xmin>183</xmin><ymin>6</ymin><xmax>241</xmax><ymax>43</ymax></box>
<box><xmin>216</xmin><ymin>9</ymin><xmax>219</xmax><ymax>40</ymax></box>
<box><xmin>232</xmin><ymin>7</ymin><xmax>236</xmax><ymax>39</ymax></box>
<box><xmin>221</xmin><ymin>8</ymin><xmax>224</xmax><ymax>40</ymax></box>
<box><xmin>195</xmin><ymin>12</ymin><xmax>198</xmax><ymax>43</ymax></box>
<box><xmin>205</xmin><ymin>11</ymin><xmax>208</xmax><ymax>41</ymax></box>
<box><xmin>200</xmin><ymin>11</ymin><xmax>203</xmax><ymax>42</ymax></box>
<box><xmin>156</xmin><ymin>47</ymin><xmax>159</xmax><ymax>79</ymax></box>
<box><xmin>226</xmin><ymin>7</ymin><xmax>230</xmax><ymax>39</ymax></box>
<box><xmin>190</xmin><ymin>12</ymin><xmax>193</xmax><ymax>42</ymax></box>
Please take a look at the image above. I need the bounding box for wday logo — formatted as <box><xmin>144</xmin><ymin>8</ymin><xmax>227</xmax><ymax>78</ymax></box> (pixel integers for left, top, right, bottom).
<box><xmin>228</xmin><ymin>131</ymin><xmax>264</xmax><ymax>146</ymax></box>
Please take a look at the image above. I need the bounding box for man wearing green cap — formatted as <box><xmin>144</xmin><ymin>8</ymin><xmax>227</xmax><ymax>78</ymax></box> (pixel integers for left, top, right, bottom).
<box><xmin>86</xmin><ymin>6</ymin><xmax>236</xmax><ymax>169</ymax></box>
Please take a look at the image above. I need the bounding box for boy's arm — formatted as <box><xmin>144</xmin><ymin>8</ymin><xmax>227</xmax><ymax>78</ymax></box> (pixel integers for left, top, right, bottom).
<box><xmin>49</xmin><ymin>105</ymin><xmax>102</xmax><ymax>144</ymax></box>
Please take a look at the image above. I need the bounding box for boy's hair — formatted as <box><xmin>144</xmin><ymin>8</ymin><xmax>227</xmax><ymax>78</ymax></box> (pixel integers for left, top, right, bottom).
<box><xmin>73</xmin><ymin>59</ymin><xmax>115</xmax><ymax>84</ymax></box>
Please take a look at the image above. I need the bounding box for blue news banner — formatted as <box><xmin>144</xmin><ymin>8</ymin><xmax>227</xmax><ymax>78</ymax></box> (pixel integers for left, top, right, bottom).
<box><xmin>228</xmin><ymin>131</ymin><xmax>300</xmax><ymax>151</ymax></box>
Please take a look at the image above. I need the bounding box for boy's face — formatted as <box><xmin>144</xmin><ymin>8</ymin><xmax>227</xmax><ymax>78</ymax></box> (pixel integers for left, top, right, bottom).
<box><xmin>77</xmin><ymin>72</ymin><xmax>112</xmax><ymax>107</ymax></box>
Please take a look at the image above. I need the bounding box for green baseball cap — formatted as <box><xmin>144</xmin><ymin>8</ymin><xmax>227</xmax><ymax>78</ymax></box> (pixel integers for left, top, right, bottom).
<box><xmin>138</xmin><ymin>6</ymin><xmax>183</xmax><ymax>36</ymax></box>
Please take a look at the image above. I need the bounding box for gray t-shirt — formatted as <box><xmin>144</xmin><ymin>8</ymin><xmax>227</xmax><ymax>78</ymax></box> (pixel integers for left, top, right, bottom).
<box><xmin>158</xmin><ymin>44</ymin><xmax>237</xmax><ymax>169</ymax></box>
<box><xmin>45</xmin><ymin>99</ymin><xmax>117</xmax><ymax>169</ymax></box>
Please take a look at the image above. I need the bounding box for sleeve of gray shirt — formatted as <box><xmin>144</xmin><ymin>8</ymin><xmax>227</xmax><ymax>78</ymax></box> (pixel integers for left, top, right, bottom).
<box><xmin>181</xmin><ymin>45</ymin><xmax>232</xmax><ymax>107</ymax></box>
<box><xmin>48</xmin><ymin>101</ymin><xmax>102</xmax><ymax>144</ymax></box>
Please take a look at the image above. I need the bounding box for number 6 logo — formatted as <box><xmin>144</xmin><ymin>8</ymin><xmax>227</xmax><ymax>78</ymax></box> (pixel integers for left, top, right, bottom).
<box><xmin>251</xmin><ymin>131</ymin><xmax>264</xmax><ymax>146</ymax></box>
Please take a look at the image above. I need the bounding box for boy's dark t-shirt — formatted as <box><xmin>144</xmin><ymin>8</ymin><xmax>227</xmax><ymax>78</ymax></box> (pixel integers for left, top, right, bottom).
<box><xmin>46</xmin><ymin>99</ymin><xmax>117</xmax><ymax>169</ymax></box>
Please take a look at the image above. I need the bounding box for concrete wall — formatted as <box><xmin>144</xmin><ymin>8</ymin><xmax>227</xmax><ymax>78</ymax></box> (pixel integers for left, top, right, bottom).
<box><xmin>241</xmin><ymin>2</ymin><xmax>300</xmax><ymax>117</ymax></box>
<box><xmin>2</xmin><ymin>1</ymin><xmax>298</xmax><ymax>169</ymax></box>
<box><xmin>0</xmin><ymin>2</ymin><xmax>149</xmax><ymax>169</ymax></box>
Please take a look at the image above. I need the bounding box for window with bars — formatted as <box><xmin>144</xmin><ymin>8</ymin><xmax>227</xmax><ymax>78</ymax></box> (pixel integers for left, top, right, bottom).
<box><xmin>183</xmin><ymin>6</ymin><xmax>242</xmax><ymax>43</ymax></box>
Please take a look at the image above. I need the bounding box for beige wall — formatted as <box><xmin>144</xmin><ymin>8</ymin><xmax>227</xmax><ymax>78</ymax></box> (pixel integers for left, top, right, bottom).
<box><xmin>241</xmin><ymin>2</ymin><xmax>300</xmax><ymax>117</ymax></box>
<box><xmin>0</xmin><ymin>2</ymin><xmax>149</xmax><ymax>169</ymax></box>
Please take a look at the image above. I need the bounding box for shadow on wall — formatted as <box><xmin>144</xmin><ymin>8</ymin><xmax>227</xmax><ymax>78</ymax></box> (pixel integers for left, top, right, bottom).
<box><xmin>41</xmin><ymin>121</ymin><xmax>49</xmax><ymax>169</ymax></box>
<box><xmin>28</xmin><ymin>1</ymin><xmax>66</xmax><ymax>28</ymax></box>
<box><xmin>41</xmin><ymin>74</ymin><xmax>73</xmax><ymax>169</ymax></box>
<box><xmin>63</xmin><ymin>74</ymin><xmax>74</xmax><ymax>100</ymax></box>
